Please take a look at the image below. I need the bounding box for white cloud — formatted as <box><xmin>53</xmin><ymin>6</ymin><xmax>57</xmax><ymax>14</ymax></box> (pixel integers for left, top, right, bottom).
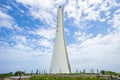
<box><xmin>30</xmin><ymin>9</ymin><xmax>55</xmax><ymax>26</ymax></box>
<box><xmin>35</xmin><ymin>27</ymin><xmax>56</xmax><ymax>40</ymax></box>
<box><xmin>68</xmin><ymin>32</ymin><xmax>120</xmax><ymax>72</ymax></box>
<box><xmin>99</xmin><ymin>18</ymin><xmax>106</xmax><ymax>22</ymax></box>
<box><xmin>16</xmin><ymin>0</ymin><xmax>56</xmax><ymax>27</ymax></box>
<box><xmin>15</xmin><ymin>0</ymin><xmax>119</xmax><ymax>29</ymax></box>
<box><xmin>13</xmin><ymin>44</ymin><xmax>29</xmax><ymax>50</ymax></box>
<box><xmin>13</xmin><ymin>35</ymin><xmax>26</xmax><ymax>44</ymax></box>
<box><xmin>108</xmin><ymin>9</ymin><xmax>120</xmax><ymax>30</ymax></box>
<box><xmin>87</xmin><ymin>0</ymin><xmax>103</xmax><ymax>4</ymax></box>
<box><xmin>16</xmin><ymin>0</ymin><xmax>68</xmax><ymax>27</ymax></box>
<box><xmin>64</xmin><ymin>0</ymin><xmax>81</xmax><ymax>24</ymax></box>
<box><xmin>11</xmin><ymin>35</ymin><xmax>31</xmax><ymax>50</ymax></box>
<box><xmin>1</xmin><ymin>5</ymin><xmax>12</xmax><ymax>11</ymax></box>
<box><xmin>0</xmin><ymin>41</ymin><xmax>10</xmax><ymax>48</ymax></box>
<box><xmin>65</xmin><ymin>28</ymin><xmax>70</xmax><ymax>35</ymax></box>
<box><xmin>10</xmin><ymin>29</ymin><xmax>55</xmax><ymax>51</ymax></box>
<box><xmin>0</xmin><ymin>10</ymin><xmax>22</xmax><ymax>31</ymax></box>
<box><xmin>38</xmin><ymin>38</ymin><xmax>53</xmax><ymax>49</ymax></box>
<box><xmin>74</xmin><ymin>31</ymin><xmax>93</xmax><ymax>42</ymax></box>
<box><xmin>33</xmin><ymin>27</ymin><xmax>55</xmax><ymax>49</ymax></box>
<box><xmin>54</xmin><ymin>0</ymin><xmax>67</xmax><ymax>6</ymax></box>
<box><xmin>16</xmin><ymin>0</ymin><xmax>53</xmax><ymax>9</ymax></box>
<box><xmin>0</xmin><ymin>10</ymin><xmax>15</xmax><ymax>29</ymax></box>
<box><xmin>10</xmin><ymin>2</ymin><xmax>25</xmax><ymax>14</ymax></box>
<box><xmin>64</xmin><ymin>0</ymin><xmax>118</xmax><ymax>25</ymax></box>
<box><xmin>83</xmin><ymin>7</ymin><xmax>100</xmax><ymax>21</ymax></box>
<box><xmin>0</xmin><ymin>48</ymin><xmax>52</xmax><ymax>73</ymax></box>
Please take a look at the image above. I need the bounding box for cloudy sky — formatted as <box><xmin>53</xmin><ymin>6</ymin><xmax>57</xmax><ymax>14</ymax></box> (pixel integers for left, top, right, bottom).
<box><xmin>0</xmin><ymin>0</ymin><xmax>120</xmax><ymax>73</ymax></box>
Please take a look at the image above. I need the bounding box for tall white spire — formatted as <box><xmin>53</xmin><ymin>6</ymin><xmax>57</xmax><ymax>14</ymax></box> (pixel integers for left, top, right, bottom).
<box><xmin>50</xmin><ymin>6</ymin><xmax>71</xmax><ymax>73</ymax></box>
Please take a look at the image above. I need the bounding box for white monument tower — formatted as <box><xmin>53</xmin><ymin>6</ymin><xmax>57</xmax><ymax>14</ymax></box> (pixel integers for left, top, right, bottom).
<box><xmin>50</xmin><ymin>6</ymin><xmax>71</xmax><ymax>73</ymax></box>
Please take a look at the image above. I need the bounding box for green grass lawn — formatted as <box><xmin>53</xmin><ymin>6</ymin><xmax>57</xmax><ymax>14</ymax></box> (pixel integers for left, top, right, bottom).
<box><xmin>1</xmin><ymin>71</ymin><xmax>119</xmax><ymax>80</ymax></box>
<box><xmin>29</xmin><ymin>75</ymin><xmax>106</xmax><ymax>80</ymax></box>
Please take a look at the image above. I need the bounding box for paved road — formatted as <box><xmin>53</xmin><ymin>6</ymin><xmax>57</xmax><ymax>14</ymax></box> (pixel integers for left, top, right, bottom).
<box><xmin>3</xmin><ymin>78</ymin><xmax>12</xmax><ymax>80</ymax></box>
<box><xmin>3</xmin><ymin>76</ymin><xmax>31</xmax><ymax>80</ymax></box>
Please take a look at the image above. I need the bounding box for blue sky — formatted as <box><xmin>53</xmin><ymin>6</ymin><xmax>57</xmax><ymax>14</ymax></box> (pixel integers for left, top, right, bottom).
<box><xmin>0</xmin><ymin>0</ymin><xmax>120</xmax><ymax>73</ymax></box>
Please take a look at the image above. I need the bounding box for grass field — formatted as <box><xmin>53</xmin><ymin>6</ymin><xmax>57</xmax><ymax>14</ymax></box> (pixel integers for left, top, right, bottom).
<box><xmin>29</xmin><ymin>74</ymin><xmax>106</xmax><ymax>80</ymax></box>
<box><xmin>1</xmin><ymin>71</ymin><xmax>120</xmax><ymax>80</ymax></box>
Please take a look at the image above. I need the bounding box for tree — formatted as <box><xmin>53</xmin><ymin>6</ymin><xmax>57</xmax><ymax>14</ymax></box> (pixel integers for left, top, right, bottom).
<box><xmin>100</xmin><ymin>70</ymin><xmax>105</xmax><ymax>75</ymax></box>
<box><xmin>36</xmin><ymin>69</ymin><xmax>39</xmax><ymax>75</ymax></box>
<box><xmin>14</xmin><ymin>71</ymin><xmax>25</xmax><ymax>76</ymax></box>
